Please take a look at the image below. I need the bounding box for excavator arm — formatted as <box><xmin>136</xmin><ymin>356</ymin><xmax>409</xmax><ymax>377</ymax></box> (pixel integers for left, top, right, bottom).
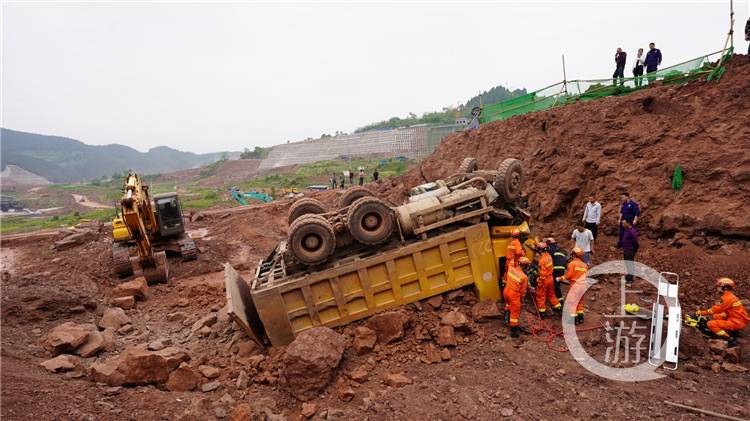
<box><xmin>117</xmin><ymin>172</ymin><xmax>168</xmax><ymax>283</ymax></box>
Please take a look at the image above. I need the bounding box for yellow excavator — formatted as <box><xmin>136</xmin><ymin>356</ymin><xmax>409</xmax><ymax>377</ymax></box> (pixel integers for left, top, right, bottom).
<box><xmin>111</xmin><ymin>172</ymin><xmax>197</xmax><ymax>283</ymax></box>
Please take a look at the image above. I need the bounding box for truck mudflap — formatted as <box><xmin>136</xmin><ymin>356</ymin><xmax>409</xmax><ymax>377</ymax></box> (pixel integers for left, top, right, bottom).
<box><xmin>224</xmin><ymin>263</ymin><xmax>268</xmax><ymax>348</ymax></box>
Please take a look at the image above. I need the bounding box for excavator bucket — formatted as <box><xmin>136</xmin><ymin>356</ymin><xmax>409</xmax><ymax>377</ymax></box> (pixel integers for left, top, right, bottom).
<box><xmin>132</xmin><ymin>251</ymin><xmax>169</xmax><ymax>284</ymax></box>
<box><xmin>224</xmin><ymin>263</ymin><xmax>267</xmax><ymax>348</ymax></box>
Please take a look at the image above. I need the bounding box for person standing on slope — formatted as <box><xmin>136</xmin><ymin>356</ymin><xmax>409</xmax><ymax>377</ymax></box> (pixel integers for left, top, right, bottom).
<box><xmin>613</xmin><ymin>48</ymin><xmax>627</xmax><ymax>86</ymax></box>
<box><xmin>633</xmin><ymin>48</ymin><xmax>645</xmax><ymax>87</ymax></box>
<box><xmin>644</xmin><ymin>42</ymin><xmax>662</xmax><ymax>83</ymax></box>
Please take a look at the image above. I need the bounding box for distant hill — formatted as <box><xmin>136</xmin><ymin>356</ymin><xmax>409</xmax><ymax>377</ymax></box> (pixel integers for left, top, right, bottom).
<box><xmin>0</xmin><ymin>128</ymin><xmax>237</xmax><ymax>183</ymax></box>
<box><xmin>355</xmin><ymin>84</ymin><xmax>527</xmax><ymax>133</ymax></box>
<box><xmin>0</xmin><ymin>164</ymin><xmax>52</xmax><ymax>186</ymax></box>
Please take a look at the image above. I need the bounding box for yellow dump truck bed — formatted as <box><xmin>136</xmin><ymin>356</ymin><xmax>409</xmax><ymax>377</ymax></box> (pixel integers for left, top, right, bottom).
<box><xmin>226</xmin><ymin>223</ymin><xmax>500</xmax><ymax>347</ymax></box>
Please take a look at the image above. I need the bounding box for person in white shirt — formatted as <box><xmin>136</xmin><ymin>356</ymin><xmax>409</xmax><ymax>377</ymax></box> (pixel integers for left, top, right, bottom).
<box><xmin>633</xmin><ymin>48</ymin><xmax>645</xmax><ymax>87</ymax></box>
<box><xmin>582</xmin><ymin>195</ymin><xmax>602</xmax><ymax>240</ymax></box>
<box><xmin>571</xmin><ymin>223</ymin><xmax>595</xmax><ymax>264</ymax></box>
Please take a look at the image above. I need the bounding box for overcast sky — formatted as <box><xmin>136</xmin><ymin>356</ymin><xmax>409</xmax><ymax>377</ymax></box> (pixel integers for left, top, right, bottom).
<box><xmin>2</xmin><ymin>1</ymin><xmax>747</xmax><ymax>153</ymax></box>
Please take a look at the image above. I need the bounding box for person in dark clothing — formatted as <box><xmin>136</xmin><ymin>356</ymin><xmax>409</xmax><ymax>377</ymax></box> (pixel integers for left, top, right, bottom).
<box><xmin>546</xmin><ymin>238</ymin><xmax>569</xmax><ymax>303</ymax></box>
<box><xmin>746</xmin><ymin>18</ymin><xmax>750</xmax><ymax>55</ymax></box>
<box><xmin>348</xmin><ymin>169</ymin><xmax>354</xmax><ymax>186</ymax></box>
<box><xmin>330</xmin><ymin>173</ymin><xmax>337</xmax><ymax>189</ymax></box>
<box><xmin>617</xmin><ymin>192</ymin><xmax>640</xmax><ymax>248</ymax></box>
<box><xmin>340</xmin><ymin>175</ymin><xmax>346</xmax><ymax>190</ymax></box>
<box><xmin>644</xmin><ymin>42</ymin><xmax>662</xmax><ymax>83</ymax></box>
<box><xmin>358</xmin><ymin>169</ymin><xmax>365</xmax><ymax>186</ymax></box>
<box><xmin>613</xmin><ymin>48</ymin><xmax>627</xmax><ymax>86</ymax></box>
<box><xmin>373</xmin><ymin>169</ymin><xmax>379</xmax><ymax>181</ymax></box>
<box><xmin>621</xmin><ymin>220</ymin><xmax>639</xmax><ymax>287</ymax></box>
<box><xmin>633</xmin><ymin>48</ymin><xmax>645</xmax><ymax>87</ymax></box>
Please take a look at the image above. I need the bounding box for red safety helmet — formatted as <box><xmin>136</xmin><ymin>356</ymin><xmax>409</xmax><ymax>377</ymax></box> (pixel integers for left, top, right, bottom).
<box><xmin>518</xmin><ymin>257</ymin><xmax>531</xmax><ymax>266</ymax></box>
<box><xmin>571</xmin><ymin>247</ymin><xmax>584</xmax><ymax>258</ymax></box>
<box><xmin>535</xmin><ymin>242</ymin><xmax>547</xmax><ymax>251</ymax></box>
<box><xmin>510</xmin><ymin>228</ymin><xmax>521</xmax><ymax>238</ymax></box>
<box><xmin>545</xmin><ymin>237</ymin><xmax>556</xmax><ymax>245</ymax></box>
<box><xmin>716</xmin><ymin>277</ymin><xmax>735</xmax><ymax>289</ymax></box>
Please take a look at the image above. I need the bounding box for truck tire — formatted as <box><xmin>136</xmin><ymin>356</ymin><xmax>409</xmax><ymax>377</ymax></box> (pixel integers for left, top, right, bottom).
<box><xmin>458</xmin><ymin>157</ymin><xmax>478</xmax><ymax>174</ymax></box>
<box><xmin>338</xmin><ymin>186</ymin><xmax>373</xmax><ymax>209</ymax></box>
<box><xmin>288</xmin><ymin>198</ymin><xmax>327</xmax><ymax>225</ymax></box>
<box><xmin>493</xmin><ymin>158</ymin><xmax>523</xmax><ymax>202</ymax></box>
<box><xmin>288</xmin><ymin>214</ymin><xmax>336</xmax><ymax>265</ymax></box>
<box><xmin>346</xmin><ymin>197</ymin><xmax>395</xmax><ymax>245</ymax></box>
<box><xmin>112</xmin><ymin>243</ymin><xmax>133</xmax><ymax>277</ymax></box>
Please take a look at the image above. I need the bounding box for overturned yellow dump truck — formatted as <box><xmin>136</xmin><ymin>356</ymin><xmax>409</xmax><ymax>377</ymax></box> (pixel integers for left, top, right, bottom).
<box><xmin>226</xmin><ymin>158</ymin><xmax>535</xmax><ymax>347</ymax></box>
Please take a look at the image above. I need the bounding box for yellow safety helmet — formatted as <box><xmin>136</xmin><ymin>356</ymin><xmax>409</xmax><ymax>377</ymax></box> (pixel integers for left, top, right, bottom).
<box><xmin>623</xmin><ymin>303</ymin><xmax>640</xmax><ymax>314</ymax></box>
<box><xmin>571</xmin><ymin>247</ymin><xmax>584</xmax><ymax>258</ymax></box>
<box><xmin>716</xmin><ymin>277</ymin><xmax>735</xmax><ymax>289</ymax></box>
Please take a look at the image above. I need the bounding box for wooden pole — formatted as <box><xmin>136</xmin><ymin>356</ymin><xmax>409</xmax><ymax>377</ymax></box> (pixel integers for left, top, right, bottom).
<box><xmin>561</xmin><ymin>54</ymin><xmax>568</xmax><ymax>94</ymax></box>
<box><xmin>729</xmin><ymin>0</ymin><xmax>734</xmax><ymax>48</ymax></box>
<box><xmin>664</xmin><ymin>400</ymin><xmax>748</xmax><ymax>421</ymax></box>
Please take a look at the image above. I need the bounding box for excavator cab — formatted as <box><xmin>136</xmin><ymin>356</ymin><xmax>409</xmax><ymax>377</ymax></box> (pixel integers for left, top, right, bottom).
<box><xmin>153</xmin><ymin>193</ymin><xmax>185</xmax><ymax>237</ymax></box>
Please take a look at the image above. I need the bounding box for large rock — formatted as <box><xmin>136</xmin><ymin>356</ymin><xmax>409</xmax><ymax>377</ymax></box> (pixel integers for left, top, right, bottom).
<box><xmin>721</xmin><ymin>362</ymin><xmax>748</xmax><ymax>373</ymax></box>
<box><xmin>384</xmin><ymin>372</ymin><xmax>412</xmax><ymax>387</ymax></box>
<box><xmin>89</xmin><ymin>345</ymin><xmax>189</xmax><ymax>386</ymax></box>
<box><xmin>365</xmin><ymin>311</ymin><xmax>409</xmax><ymax>344</ymax></box>
<box><xmin>708</xmin><ymin>339</ymin><xmax>728</xmax><ymax>354</ymax></box>
<box><xmin>436</xmin><ymin>325</ymin><xmax>457</xmax><ymax>347</ymax></box>
<box><xmin>42</xmin><ymin>322</ymin><xmax>90</xmax><ymax>355</ymax></box>
<box><xmin>724</xmin><ymin>347</ymin><xmax>742</xmax><ymax>364</ymax></box>
<box><xmin>352</xmin><ymin>326</ymin><xmax>376</xmax><ymax>355</ymax></box>
<box><xmin>110</xmin><ymin>296</ymin><xmax>135</xmax><ymax>310</ymax></box>
<box><xmin>441</xmin><ymin>310</ymin><xmax>469</xmax><ymax>330</ymax></box>
<box><xmin>282</xmin><ymin>327</ymin><xmax>346</xmax><ymax>401</ymax></box>
<box><xmin>166</xmin><ymin>363</ymin><xmax>201</xmax><ymax>391</ymax></box>
<box><xmin>40</xmin><ymin>354</ymin><xmax>81</xmax><ymax>373</ymax></box>
<box><xmin>75</xmin><ymin>326</ymin><xmax>106</xmax><ymax>358</ymax></box>
<box><xmin>98</xmin><ymin>307</ymin><xmax>132</xmax><ymax>330</ymax></box>
<box><xmin>52</xmin><ymin>230</ymin><xmax>97</xmax><ymax>251</ymax></box>
<box><xmin>471</xmin><ymin>300</ymin><xmax>501</xmax><ymax>322</ymax></box>
<box><xmin>678</xmin><ymin>327</ymin><xmax>710</xmax><ymax>359</ymax></box>
<box><xmin>110</xmin><ymin>277</ymin><xmax>149</xmax><ymax>300</ymax></box>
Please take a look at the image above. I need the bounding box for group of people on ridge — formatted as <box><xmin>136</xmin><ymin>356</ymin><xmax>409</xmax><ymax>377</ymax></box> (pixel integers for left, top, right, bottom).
<box><xmin>330</xmin><ymin>168</ymin><xmax>379</xmax><ymax>190</ymax></box>
<box><xmin>613</xmin><ymin>42</ymin><xmax>662</xmax><ymax>86</ymax></box>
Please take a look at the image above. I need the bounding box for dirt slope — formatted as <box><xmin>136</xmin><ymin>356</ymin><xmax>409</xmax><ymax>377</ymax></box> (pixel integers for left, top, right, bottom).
<box><xmin>376</xmin><ymin>55</ymin><xmax>750</xmax><ymax>241</ymax></box>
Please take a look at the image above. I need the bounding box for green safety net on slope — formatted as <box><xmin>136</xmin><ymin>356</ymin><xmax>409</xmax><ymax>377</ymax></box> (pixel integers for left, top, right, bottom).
<box><xmin>480</xmin><ymin>50</ymin><xmax>729</xmax><ymax>124</ymax></box>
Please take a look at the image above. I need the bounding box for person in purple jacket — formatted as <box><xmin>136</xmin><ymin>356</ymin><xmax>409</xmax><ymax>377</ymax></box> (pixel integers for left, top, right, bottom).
<box><xmin>621</xmin><ymin>220</ymin><xmax>639</xmax><ymax>287</ymax></box>
<box><xmin>644</xmin><ymin>42</ymin><xmax>662</xmax><ymax>84</ymax></box>
<box><xmin>617</xmin><ymin>192</ymin><xmax>640</xmax><ymax>248</ymax></box>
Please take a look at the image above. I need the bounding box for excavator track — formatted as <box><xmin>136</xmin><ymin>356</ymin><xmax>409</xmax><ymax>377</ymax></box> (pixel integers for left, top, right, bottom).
<box><xmin>112</xmin><ymin>243</ymin><xmax>134</xmax><ymax>277</ymax></box>
<box><xmin>178</xmin><ymin>234</ymin><xmax>198</xmax><ymax>261</ymax></box>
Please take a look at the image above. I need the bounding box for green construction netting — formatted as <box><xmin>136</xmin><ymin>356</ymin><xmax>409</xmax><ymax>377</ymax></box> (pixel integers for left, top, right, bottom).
<box><xmin>480</xmin><ymin>49</ymin><xmax>730</xmax><ymax>124</ymax></box>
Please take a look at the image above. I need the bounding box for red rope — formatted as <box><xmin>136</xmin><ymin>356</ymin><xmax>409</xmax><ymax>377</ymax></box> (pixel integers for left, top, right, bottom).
<box><xmin>521</xmin><ymin>290</ymin><xmax>604</xmax><ymax>353</ymax></box>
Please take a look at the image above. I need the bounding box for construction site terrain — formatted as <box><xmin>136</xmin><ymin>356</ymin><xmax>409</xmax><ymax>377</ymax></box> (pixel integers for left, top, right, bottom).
<box><xmin>1</xmin><ymin>56</ymin><xmax>749</xmax><ymax>420</ymax></box>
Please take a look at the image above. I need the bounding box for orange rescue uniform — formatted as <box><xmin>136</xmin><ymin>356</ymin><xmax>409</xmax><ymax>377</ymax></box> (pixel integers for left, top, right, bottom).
<box><xmin>535</xmin><ymin>252</ymin><xmax>561</xmax><ymax>313</ymax></box>
<box><xmin>699</xmin><ymin>290</ymin><xmax>750</xmax><ymax>338</ymax></box>
<box><xmin>503</xmin><ymin>265</ymin><xmax>528</xmax><ymax>327</ymax></box>
<box><xmin>561</xmin><ymin>257</ymin><xmax>588</xmax><ymax>317</ymax></box>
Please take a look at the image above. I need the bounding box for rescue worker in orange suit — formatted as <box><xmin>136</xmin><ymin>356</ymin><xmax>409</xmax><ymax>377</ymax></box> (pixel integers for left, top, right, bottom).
<box><xmin>505</xmin><ymin>228</ymin><xmax>524</xmax><ymax>273</ymax></box>
<box><xmin>556</xmin><ymin>247</ymin><xmax>588</xmax><ymax>325</ymax></box>
<box><xmin>697</xmin><ymin>278</ymin><xmax>749</xmax><ymax>347</ymax></box>
<box><xmin>534</xmin><ymin>242</ymin><xmax>562</xmax><ymax>317</ymax></box>
<box><xmin>504</xmin><ymin>257</ymin><xmax>531</xmax><ymax>337</ymax></box>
